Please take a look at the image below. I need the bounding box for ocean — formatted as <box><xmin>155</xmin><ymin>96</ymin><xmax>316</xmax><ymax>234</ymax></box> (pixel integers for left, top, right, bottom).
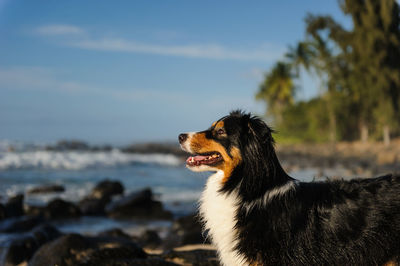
<box><xmin>0</xmin><ymin>143</ymin><xmax>321</xmax><ymax>239</ymax></box>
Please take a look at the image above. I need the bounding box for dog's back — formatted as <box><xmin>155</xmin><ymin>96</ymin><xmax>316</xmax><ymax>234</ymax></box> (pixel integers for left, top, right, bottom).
<box><xmin>236</xmin><ymin>173</ymin><xmax>400</xmax><ymax>265</ymax></box>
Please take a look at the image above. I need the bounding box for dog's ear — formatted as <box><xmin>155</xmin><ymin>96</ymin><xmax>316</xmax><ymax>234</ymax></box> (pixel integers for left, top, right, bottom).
<box><xmin>235</xmin><ymin>114</ymin><xmax>279</xmax><ymax>200</ymax></box>
<box><xmin>246</xmin><ymin>116</ymin><xmax>274</xmax><ymax>145</ymax></box>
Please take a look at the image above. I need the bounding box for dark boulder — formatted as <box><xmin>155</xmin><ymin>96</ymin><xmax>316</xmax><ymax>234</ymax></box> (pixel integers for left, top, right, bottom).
<box><xmin>0</xmin><ymin>203</ymin><xmax>5</xmax><ymax>220</ymax></box>
<box><xmin>45</xmin><ymin>199</ymin><xmax>81</xmax><ymax>219</ymax></box>
<box><xmin>0</xmin><ymin>216</ymin><xmax>43</xmax><ymax>233</ymax></box>
<box><xmin>105</xmin><ymin>188</ymin><xmax>172</xmax><ymax>220</ymax></box>
<box><xmin>29</xmin><ymin>233</ymin><xmax>87</xmax><ymax>266</ymax></box>
<box><xmin>28</xmin><ymin>233</ymin><xmax>147</xmax><ymax>266</ymax></box>
<box><xmin>26</xmin><ymin>198</ymin><xmax>81</xmax><ymax>219</ymax></box>
<box><xmin>90</xmin><ymin>179</ymin><xmax>124</xmax><ymax>199</ymax></box>
<box><xmin>79</xmin><ymin>196</ymin><xmax>110</xmax><ymax>216</ymax></box>
<box><xmin>25</xmin><ymin>205</ymin><xmax>43</xmax><ymax>217</ymax></box>
<box><xmin>137</xmin><ymin>230</ymin><xmax>162</xmax><ymax>249</ymax></box>
<box><xmin>4</xmin><ymin>194</ymin><xmax>24</xmax><ymax>217</ymax></box>
<box><xmin>78</xmin><ymin>179</ymin><xmax>124</xmax><ymax>216</ymax></box>
<box><xmin>2</xmin><ymin>224</ymin><xmax>61</xmax><ymax>266</ymax></box>
<box><xmin>28</xmin><ymin>184</ymin><xmax>65</xmax><ymax>194</ymax></box>
<box><xmin>164</xmin><ymin>213</ymin><xmax>207</xmax><ymax>249</ymax></box>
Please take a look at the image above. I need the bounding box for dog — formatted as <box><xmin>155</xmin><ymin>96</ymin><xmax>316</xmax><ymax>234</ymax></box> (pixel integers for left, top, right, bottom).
<box><xmin>179</xmin><ymin>110</ymin><xmax>400</xmax><ymax>266</ymax></box>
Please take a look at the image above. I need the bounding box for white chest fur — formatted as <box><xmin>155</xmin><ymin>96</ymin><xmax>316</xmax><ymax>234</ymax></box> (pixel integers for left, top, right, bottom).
<box><xmin>199</xmin><ymin>171</ymin><xmax>247</xmax><ymax>266</ymax></box>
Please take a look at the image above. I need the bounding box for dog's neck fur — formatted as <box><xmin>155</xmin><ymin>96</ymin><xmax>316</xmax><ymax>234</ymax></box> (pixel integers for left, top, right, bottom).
<box><xmin>200</xmin><ymin>146</ymin><xmax>295</xmax><ymax>266</ymax></box>
<box><xmin>220</xmin><ymin>142</ymin><xmax>293</xmax><ymax>202</ymax></box>
<box><xmin>200</xmin><ymin>171</ymin><xmax>248</xmax><ymax>266</ymax></box>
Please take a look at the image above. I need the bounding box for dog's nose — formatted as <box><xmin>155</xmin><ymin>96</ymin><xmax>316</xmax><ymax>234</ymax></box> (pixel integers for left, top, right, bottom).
<box><xmin>179</xmin><ymin>133</ymin><xmax>188</xmax><ymax>144</ymax></box>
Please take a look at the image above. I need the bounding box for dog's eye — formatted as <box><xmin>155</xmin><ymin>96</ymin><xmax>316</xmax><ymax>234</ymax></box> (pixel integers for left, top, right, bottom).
<box><xmin>216</xmin><ymin>129</ymin><xmax>225</xmax><ymax>135</ymax></box>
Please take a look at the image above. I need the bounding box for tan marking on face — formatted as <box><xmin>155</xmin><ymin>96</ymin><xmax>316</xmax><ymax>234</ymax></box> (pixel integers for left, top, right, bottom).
<box><xmin>190</xmin><ymin>132</ymin><xmax>241</xmax><ymax>183</ymax></box>
<box><xmin>215</xmin><ymin>120</ymin><xmax>224</xmax><ymax>129</ymax></box>
<box><xmin>384</xmin><ymin>261</ymin><xmax>397</xmax><ymax>266</ymax></box>
<box><xmin>221</xmin><ymin>146</ymin><xmax>241</xmax><ymax>183</ymax></box>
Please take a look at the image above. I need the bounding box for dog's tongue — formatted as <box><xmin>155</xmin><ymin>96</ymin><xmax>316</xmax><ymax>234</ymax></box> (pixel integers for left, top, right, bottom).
<box><xmin>186</xmin><ymin>155</ymin><xmax>208</xmax><ymax>163</ymax></box>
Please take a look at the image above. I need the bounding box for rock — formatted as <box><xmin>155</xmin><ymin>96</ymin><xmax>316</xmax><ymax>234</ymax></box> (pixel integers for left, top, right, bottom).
<box><xmin>0</xmin><ymin>216</ymin><xmax>43</xmax><ymax>233</ymax></box>
<box><xmin>163</xmin><ymin>245</ymin><xmax>219</xmax><ymax>266</ymax></box>
<box><xmin>45</xmin><ymin>140</ymin><xmax>90</xmax><ymax>151</ymax></box>
<box><xmin>164</xmin><ymin>214</ymin><xmax>206</xmax><ymax>249</ymax></box>
<box><xmin>4</xmin><ymin>194</ymin><xmax>24</xmax><ymax>217</ymax></box>
<box><xmin>98</xmin><ymin>228</ymin><xmax>132</xmax><ymax>240</ymax></box>
<box><xmin>0</xmin><ymin>203</ymin><xmax>5</xmax><ymax>220</ymax></box>
<box><xmin>2</xmin><ymin>224</ymin><xmax>61</xmax><ymax>266</ymax></box>
<box><xmin>45</xmin><ymin>199</ymin><xmax>81</xmax><ymax>219</ymax></box>
<box><xmin>29</xmin><ymin>233</ymin><xmax>147</xmax><ymax>266</ymax></box>
<box><xmin>25</xmin><ymin>205</ymin><xmax>43</xmax><ymax>217</ymax></box>
<box><xmin>78</xmin><ymin>180</ymin><xmax>124</xmax><ymax>216</ymax></box>
<box><xmin>27</xmin><ymin>199</ymin><xmax>81</xmax><ymax>219</ymax></box>
<box><xmin>79</xmin><ymin>197</ymin><xmax>110</xmax><ymax>216</ymax></box>
<box><xmin>105</xmin><ymin>188</ymin><xmax>172</xmax><ymax>220</ymax></box>
<box><xmin>90</xmin><ymin>179</ymin><xmax>124</xmax><ymax>199</ymax></box>
<box><xmin>28</xmin><ymin>184</ymin><xmax>65</xmax><ymax>194</ymax></box>
<box><xmin>138</xmin><ymin>230</ymin><xmax>162</xmax><ymax>249</ymax></box>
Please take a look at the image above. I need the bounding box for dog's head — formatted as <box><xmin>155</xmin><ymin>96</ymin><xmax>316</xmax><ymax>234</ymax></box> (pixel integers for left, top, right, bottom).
<box><xmin>179</xmin><ymin>110</ymin><xmax>276</xmax><ymax>184</ymax></box>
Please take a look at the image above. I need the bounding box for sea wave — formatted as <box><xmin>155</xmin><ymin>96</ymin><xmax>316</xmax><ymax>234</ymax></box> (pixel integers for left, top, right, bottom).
<box><xmin>0</xmin><ymin>150</ymin><xmax>181</xmax><ymax>170</ymax></box>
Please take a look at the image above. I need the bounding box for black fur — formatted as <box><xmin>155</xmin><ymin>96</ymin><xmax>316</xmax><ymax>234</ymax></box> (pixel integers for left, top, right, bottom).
<box><xmin>215</xmin><ymin>110</ymin><xmax>400</xmax><ymax>265</ymax></box>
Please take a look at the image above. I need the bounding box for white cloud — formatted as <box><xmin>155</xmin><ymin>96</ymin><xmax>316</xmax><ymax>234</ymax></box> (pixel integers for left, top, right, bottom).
<box><xmin>33</xmin><ymin>24</ymin><xmax>284</xmax><ymax>62</ymax></box>
<box><xmin>35</xmin><ymin>24</ymin><xmax>85</xmax><ymax>36</ymax></box>
<box><xmin>70</xmin><ymin>38</ymin><xmax>283</xmax><ymax>62</ymax></box>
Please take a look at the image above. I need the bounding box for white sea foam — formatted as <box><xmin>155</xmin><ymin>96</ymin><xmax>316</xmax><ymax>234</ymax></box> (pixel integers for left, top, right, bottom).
<box><xmin>0</xmin><ymin>149</ymin><xmax>181</xmax><ymax>170</ymax></box>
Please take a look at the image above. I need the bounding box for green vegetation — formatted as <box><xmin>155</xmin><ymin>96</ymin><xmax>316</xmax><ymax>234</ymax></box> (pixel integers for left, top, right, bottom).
<box><xmin>257</xmin><ymin>0</ymin><xmax>400</xmax><ymax>145</ymax></box>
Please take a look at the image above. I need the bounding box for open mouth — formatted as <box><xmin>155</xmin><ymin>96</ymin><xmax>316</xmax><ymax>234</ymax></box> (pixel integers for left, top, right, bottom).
<box><xmin>186</xmin><ymin>152</ymin><xmax>223</xmax><ymax>167</ymax></box>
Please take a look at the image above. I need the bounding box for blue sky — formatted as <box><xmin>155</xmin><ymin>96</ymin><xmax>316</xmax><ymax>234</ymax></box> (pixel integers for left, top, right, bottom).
<box><xmin>0</xmin><ymin>0</ymin><xmax>349</xmax><ymax>144</ymax></box>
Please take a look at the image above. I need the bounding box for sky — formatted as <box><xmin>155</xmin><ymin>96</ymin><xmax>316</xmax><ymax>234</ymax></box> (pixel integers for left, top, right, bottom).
<box><xmin>0</xmin><ymin>0</ymin><xmax>350</xmax><ymax>145</ymax></box>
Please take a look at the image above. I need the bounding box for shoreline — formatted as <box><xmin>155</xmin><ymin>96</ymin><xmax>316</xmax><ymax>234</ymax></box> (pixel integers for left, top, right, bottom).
<box><xmin>277</xmin><ymin>140</ymin><xmax>400</xmax><ymax>177</ymax></box>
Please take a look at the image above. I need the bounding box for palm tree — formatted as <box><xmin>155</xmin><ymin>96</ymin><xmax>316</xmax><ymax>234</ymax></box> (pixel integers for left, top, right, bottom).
<box><xmin>256</xmin><ymin>61</ymin><xmax>295</xmax><ymax>125</ymax></box>
<box><xmin>287</xmin><ymin>32</ymin><xmax>340</xmax><ymax>143</ymax></box>
<box><xmin>285</xmin><ymin>41</ymin><xmax>314</xmax><ymax>77</ymax></box>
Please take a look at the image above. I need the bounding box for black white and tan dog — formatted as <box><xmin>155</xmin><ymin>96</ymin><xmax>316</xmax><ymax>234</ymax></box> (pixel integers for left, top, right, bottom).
<box><xmin>179</xmin><ymin>110</ymin><xmax>400</xmax><ymax>266</ymax></box>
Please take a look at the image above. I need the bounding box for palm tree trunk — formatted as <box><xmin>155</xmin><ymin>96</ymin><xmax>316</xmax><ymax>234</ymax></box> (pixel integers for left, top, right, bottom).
<box><xmin>325</xmin><ymin>92</ymin><xmax>336</xmax><ymax>144</ymax></box>
<box><xmin>383</xmin><ymin>124</ymin><xmax>390</xmax><ymax>147</ymax></box>
<box><xmin>360</xmin><ymin>122</ymin><xmax>368</xmax><ymax>143</ymax></box>
<box><xmin>274</xmin><ymin>101</ymin><xmax>284</xmax><ymax>126</ymax></box>
<box><xmin>327</xmin><ymin>101</ymin><xmax>337</xmax><ymax>144</ymax></box>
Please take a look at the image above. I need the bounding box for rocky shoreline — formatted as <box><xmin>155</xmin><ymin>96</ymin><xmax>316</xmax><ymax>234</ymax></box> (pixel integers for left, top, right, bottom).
<box><xmin>0</xmin><ymin>180</ymin><xmax>216</xmax><ymax>266</ymax></box>
<box><xmin>276</xmin><ymin>140</ymin><xmax>400</xmax><ymax>178</ymax></box>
